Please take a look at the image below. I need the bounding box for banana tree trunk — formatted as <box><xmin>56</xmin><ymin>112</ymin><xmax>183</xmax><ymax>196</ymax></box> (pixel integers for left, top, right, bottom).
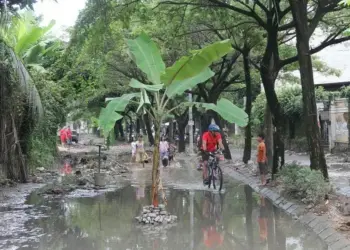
<box><xmin>151</xmin><ymin>121</ymin><xmax>161</xmax><ymax>207</ymax></box>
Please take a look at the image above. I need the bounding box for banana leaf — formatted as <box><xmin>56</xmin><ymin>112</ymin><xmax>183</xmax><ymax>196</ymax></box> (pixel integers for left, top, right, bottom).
<box><xmin>165</xmin><ymin>67</ymin><xmax>214</xmax><ymax>98</ymax></box>
<box><xmin>129</xmin><ymin>78</ymin><xmax>163</xmax><ymax>91</ymax></box>
<box><xmin>193</xmin><ymin>98</ymin><xmax>248</xmax><ymax>127</ymax></box>
<box><xmin>161</xmin><ymin>40</ymin><xmax>233</xmax><ymax>85</ymax></box>
<box><xmin>126</xmin><ymin>33</ymin><xmax>165</xmax><ymax>85</ymax></box>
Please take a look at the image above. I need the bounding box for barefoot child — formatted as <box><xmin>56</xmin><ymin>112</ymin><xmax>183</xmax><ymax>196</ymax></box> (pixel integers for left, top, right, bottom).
<box><xmin>257</xmin><ymin>133</ymin><xmax>267</xmax><ymax>186</ymax></box>
<box><xmin>131</xmin><ymin>139</ymin><xmax>136</xmax><ymax>163</ymax></box>
<box><xmin>135</xmin><ymin>135</ymin><xmax>145</xmax><ymax>165</ymax></box>
<box><xmin>159</xmin><ymin>136</ymin><xmax>169</xmax><ymax>167</ymax></box>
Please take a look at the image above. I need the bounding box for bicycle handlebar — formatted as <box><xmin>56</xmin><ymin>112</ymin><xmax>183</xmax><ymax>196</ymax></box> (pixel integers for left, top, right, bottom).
<box><xmin>206</xmin><ymin>149</ymin><xmax>224</xmax><ymax>156</ymax></box>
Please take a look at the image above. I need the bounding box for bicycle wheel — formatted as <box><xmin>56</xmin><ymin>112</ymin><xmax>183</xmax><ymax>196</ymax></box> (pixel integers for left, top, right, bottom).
<box><xmin>208</xmin><ymin>166</ymin><xmax>213</xmax><ymax>189</ymax></box>
<box><xmin>212</xmin><ymin>167</ymin><xmax>217</xmax><ymax>190</ymax></box>
<box><xmin>217</xmin><ymin>166</ymin><xmax>223</xmax><ymax>191</ymax></box>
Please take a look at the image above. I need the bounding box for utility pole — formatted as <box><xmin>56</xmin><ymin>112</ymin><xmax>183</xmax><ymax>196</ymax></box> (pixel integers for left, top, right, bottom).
<box><xmin>188</xmin><ymin>90</ymin><xmax>194</xmax><ymax>155</ymax></box>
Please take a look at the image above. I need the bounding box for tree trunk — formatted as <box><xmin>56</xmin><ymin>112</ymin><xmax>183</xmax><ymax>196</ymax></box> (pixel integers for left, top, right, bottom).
<box><xmin>143</xmin><ymin>113</ymin><xmax>154</xmax><ymax>146</ymax></box>
<box><xmin>169</xmin><ymin>120</ymin><xmax>174</xmax><ymax>144</ymax></box>
<box><xmin>151</xmin><ymin>121</ymin><xmax>161</xmax><ymax>207</ymax></box>
<box><xmin>264</xmin><ymin>105</ymin><xmax>274</xmax><ymax>173</ymax></box>
<box><xmin>289</xmin><ymin>120</ymin><xmax>295</xmax><ymax>139</ymax></box>
<box><xmin>118</xmin><ymin>119</ymin><xmax>124</xmax><ymax>139</ymax></box>
<box><xmin>200</xmin><ymin>113</ymin><xmax>209</xmax><ymax>134</ymax></box>
<box><xmin>176</xmin><ymin>111</ymin><xmax>188</xmax><ymax>153</ymax></box>
<box><xmin>140</xmin><ymin>117</ymin><xmax>147</xmax><ymax>135</ymax></box>
<box><xmin>128</xmin><ymin>119</ymin><xmax>133</xmax><ymax>142</ymax></box>
<box><xmin>260</xmin><ymin>18</ymin><xmax>285</xmax><ymax>177</ymax></box>
<box><xmin>114</xmin><ymin>121</ymin><xmax>119</xmax><ymax>140</ymax></box>
<box><xmin>243</xmin><ymin>49</ymin><xmax>253</xmax><ymax>163</ymax></box>
<box><xmin>136</xmin><ymin>118</ymin><xmax>140</xmax><ymax>135</ymax></box>
<box><xmin>178</xmin><ymin>122</ymin><xmax>186</xmax><ymax>153</ymax></box>
<box><xmin>289</xmin><ymin>0</ymin><xmax>328</xmax><ymax>179</ymax></box>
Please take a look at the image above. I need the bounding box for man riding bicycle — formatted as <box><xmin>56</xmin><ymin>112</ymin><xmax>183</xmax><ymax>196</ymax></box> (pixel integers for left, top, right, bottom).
<box><xmin>201</xmin><ymin>124</ymin><xmax>224</xmax><ymax>185</ymax></box>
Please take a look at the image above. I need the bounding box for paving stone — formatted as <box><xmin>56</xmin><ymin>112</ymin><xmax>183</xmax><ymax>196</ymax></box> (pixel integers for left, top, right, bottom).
<box><xmin>299</xmin><ymin>214</ymin><xmax>317</xmax><ymax>225</ymax></box>
<box><xmin>309</xmin><ymin>217</ymin><xmax>323</xmax><ymax>228</ymax></box>
<box><xmin>293</xmin><ymin>206</ymin><xmax>306</xmax><ymax>216</ymax></box>
<box><xmin>286</xmin><ymin>204</ymin><xmax>299</xmax><ymax>214</ymax></box>
<box><xmin>330</xmin><ymin>239</ymin><xmax>350</xmax><ymax>250</ymax></box>
<box><xmin>319</xmin><ymin>227</ymin><xmax>335</xmax><ymax>240</ymax></box>
<box><xmin>262</xmin><ymin>188</ymin><xmax>270</xmax><ymax>194</ymax></box>
<box><xmin>275</xmin><ymin>197</ymin><xmax>284</xmax><ymax>205</ymax></box>
<box><xmin>269</xmin><ymin>192</ymin><xmax>280</xmax><ymax>202</ymax></box>
<box><xmin>282</xmin><ymin>202</ymin><xmax>294</xmax><ymax>211</ymax></box>
<box><xmin>325</xmin><ymin>233</ymin><xmax>342</xmax><ymax>245</ymax></box>
<box><xmin>313</xmin><ymin>222</ymin><xmax>329</xmax><ymax>234</ymax></box>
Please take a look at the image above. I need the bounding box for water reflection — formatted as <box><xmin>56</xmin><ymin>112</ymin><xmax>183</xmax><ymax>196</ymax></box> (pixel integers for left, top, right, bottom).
<box><xmin>0</xmin><ymin>184</ymin><xmax>328</xmax><ymax>250</ymax></box>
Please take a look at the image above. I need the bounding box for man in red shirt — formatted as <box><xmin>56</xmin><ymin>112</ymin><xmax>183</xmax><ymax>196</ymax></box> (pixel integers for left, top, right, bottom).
<box><xmin>201</xmin><ymin>124</ymin><xmax>224</xmax><ymax>185</ymax></box>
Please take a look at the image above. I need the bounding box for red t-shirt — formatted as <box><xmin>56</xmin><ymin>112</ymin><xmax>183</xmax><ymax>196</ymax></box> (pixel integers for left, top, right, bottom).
<box><xmin>202</xmin><ymin>131</ymin><xmax>221</xmax><ymax>152</ymax></box>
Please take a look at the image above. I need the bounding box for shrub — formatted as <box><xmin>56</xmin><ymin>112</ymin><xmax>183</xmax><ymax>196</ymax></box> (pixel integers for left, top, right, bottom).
<box><xmin>277</xmin><ymin>162</ymin><xmax>330</xmax><ymax>204</ymax></box>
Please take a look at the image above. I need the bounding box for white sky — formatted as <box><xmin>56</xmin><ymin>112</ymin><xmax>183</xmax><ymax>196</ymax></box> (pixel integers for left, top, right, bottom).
<box><xmin>34</xmin><ymin>0</ymin><xmax>86</xmax><ymax>39</ymax></box>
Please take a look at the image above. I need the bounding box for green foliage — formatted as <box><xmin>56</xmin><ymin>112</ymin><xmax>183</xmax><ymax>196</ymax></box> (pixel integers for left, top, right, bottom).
<box><xmin>161</xmin><ymin>39</ymin><xmax>233</xmax><ymax>85</ymax></box>
<box><xmin>278</xmin><ymin>163</ymin><xmax>331</xmax><ymax>204</ymax></box>
<box><xmin>99</xmin><ymin>33</ymin><xmax>247</xmax><ymax>137</ymax></box>
<box><xmin>1</xmin><ymin>11</ymin><xmax>56</xmax><ymax>68</ymax></box>
<box><xmin>165</xmin><ymin>68</ymin><xmax>214</xmax><ymax>98</ymax></box>
<box><xmin>340</xmin><ymin>86</ymin><xmax>350</xmax><ymax>98</ymax></box>
<box><xmin>126</xmin><ymin>32</ymin><xmax>165</xmax><ymax>85</ymax></box>
<box><xmin>27</xmin><ymin>69</ymin><xmax>66</xmax><ymax>169</ymax></box>
<box><xmin>194</xmin><ymin>98</ymin><xmax>248</xmax><ymax>126</ymax></box>
<box><xmin>252</xmin><ymin>86</ymin><xmax>333</xmax><ymax>127</ymax></box>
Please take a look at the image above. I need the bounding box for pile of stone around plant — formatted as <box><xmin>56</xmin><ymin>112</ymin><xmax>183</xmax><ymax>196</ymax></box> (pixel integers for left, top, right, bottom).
<box><xmin>135</xmin><ymin>204</ymin><xmax>177</xmax><ymax>225</ymax></box>
<box><xmin>135</xmin><ymin>223</ymin><xmax>176</xmax><ymax>240</ymax></box>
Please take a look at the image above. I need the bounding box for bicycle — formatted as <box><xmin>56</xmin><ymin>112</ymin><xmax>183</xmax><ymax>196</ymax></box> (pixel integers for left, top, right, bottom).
<box><xmin>207</xmin><ymin>150</ymin><xmax>224</xmax><ymax>191</ymax></box>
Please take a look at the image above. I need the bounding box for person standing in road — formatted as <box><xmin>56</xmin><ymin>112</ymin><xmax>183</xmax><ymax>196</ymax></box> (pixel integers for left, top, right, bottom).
<box><xmin>131</xmin><ymin>139</ymin><xmax>137</xmax><ymax>163</ymax></box>
<box><xmin>159</xmin><ymin>136</ymin><xmax>169</xmax><ymax>167</ymax></box>
<box><xmin>59</xmin><ymin>127</ymin><xmax>67</xmax><ymax>147</ymax></box>
<box><xmin>257</xmin><ymin>133</ymin><xmax>268</xmax><ymax>186</ymax></box>
<box><xmin>135</xmin><ymin>135</ymin><xmax>145</xmax><ymax>165</ymax></box>
<box><xmin>66</xmin><ymin>127</ymin><xmax>72</xmax><ymax>145</ymax></box>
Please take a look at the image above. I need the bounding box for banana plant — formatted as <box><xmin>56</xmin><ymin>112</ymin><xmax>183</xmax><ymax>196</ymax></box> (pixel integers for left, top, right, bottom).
<box><xmin>99</xmin><ymin>33</ymin><xmax>248</xmax><ymax>207</ymax></box>
<box><xmin>0</xmin><ymin>10</ymin><xmax>57</xmax><ymax>70</ymax></box>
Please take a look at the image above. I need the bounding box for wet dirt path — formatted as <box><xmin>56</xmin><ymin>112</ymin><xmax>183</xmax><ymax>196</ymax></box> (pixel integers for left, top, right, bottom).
<box><xmin>0</xmin><ymin>163</ymin><xmax>327</xmax><ymax>250</ymax></box>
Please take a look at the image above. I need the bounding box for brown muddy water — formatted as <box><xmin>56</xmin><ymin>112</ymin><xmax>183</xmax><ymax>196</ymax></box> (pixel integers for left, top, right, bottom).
<box><xmin>0</xmin><ymin>168</ymin><xmax>328</xmax><ymax>250</ymax></box>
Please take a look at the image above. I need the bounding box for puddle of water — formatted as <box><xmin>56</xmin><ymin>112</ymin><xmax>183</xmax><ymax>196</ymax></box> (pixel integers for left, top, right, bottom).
<box><xmin>0</xmin><ymin>181</ymin><xmax>328</xmax><ymax>250</ymax></box>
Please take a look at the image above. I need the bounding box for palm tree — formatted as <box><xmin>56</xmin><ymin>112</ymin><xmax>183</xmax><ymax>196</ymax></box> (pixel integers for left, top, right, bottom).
<box><xmin>0</xmin><ymin>10</ymin><xmax>56</xmax><ymax>181</ymax></box>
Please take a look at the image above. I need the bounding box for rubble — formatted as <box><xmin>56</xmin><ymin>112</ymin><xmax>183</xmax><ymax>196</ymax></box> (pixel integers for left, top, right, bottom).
<box><xmin>135</xmin><ymin>204</ymin><xmax>177</xmax><ymax>225</ymax></box>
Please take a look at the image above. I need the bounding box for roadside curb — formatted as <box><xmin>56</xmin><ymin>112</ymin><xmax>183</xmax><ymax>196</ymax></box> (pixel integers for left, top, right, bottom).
<box><xmin>221</xmin><ymin>163</ymin><xmax>350</xmax><ymax>250</ymax></box>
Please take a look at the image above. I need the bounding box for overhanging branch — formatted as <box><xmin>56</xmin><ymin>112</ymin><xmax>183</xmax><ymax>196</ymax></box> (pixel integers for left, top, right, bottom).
<box><xmin>279</xmin><ymin>36</ymin><xmax>350</xmax><ymax>69</ymax></box>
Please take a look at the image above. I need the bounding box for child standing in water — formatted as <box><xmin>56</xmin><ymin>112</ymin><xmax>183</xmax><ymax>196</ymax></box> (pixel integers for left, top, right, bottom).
<box><xmin>131</xmin><ymin>139</ymin><xmax>136</xmax><ymax>163</ymax></box>
<box><xmin>257</xmin><ymin>133</ymin><xmax>267</xmax><ymax>186</ymax></box>
<box><xmin>135</xmin><ymin>135</ymin><xmax>145</xmax><ymax>164</ymax></box>
<box><xmin>159</xmin><ymin>136</ymin><xmax>169</xmax><ymax>167</ymax></box>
